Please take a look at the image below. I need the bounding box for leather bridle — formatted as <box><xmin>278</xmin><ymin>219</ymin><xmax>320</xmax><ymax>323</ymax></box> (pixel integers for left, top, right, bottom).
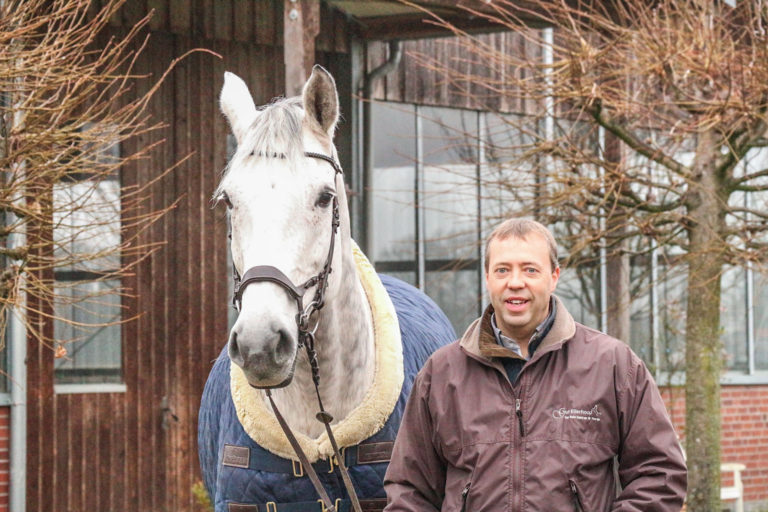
<box><xmin>228</xmin><ymin>151</ymin><xmax>362</xmax><ymax>512</ymax></box>
<box><xmin>232</xmin><ymin>151</ymin><xmax>342</xmax><ymax>389</ymax></box>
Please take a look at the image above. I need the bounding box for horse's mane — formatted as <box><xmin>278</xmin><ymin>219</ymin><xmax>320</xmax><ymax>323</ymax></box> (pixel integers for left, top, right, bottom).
<box><xmin>216</xmin><ymin>96</ymin><xmax>305</xmax><ymax>196</ymax></box>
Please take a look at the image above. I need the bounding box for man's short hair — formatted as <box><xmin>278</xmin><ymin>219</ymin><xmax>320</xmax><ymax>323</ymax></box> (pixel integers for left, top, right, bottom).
<box><xmin>484</xmin><ymin>218</ymin><xmax>559</xmax><ymax>272</ymax></box>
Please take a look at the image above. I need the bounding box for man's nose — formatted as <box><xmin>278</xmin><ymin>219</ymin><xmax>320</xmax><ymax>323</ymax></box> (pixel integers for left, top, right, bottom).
<box><xmin>505</xmin><ymin>270</ymin><xmax>524</xmax><ymax>288</ymax></box>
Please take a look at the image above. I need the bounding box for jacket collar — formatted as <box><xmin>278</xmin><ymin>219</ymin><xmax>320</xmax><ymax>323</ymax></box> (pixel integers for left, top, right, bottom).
<box><xmin>460</xmin><ymin>295</ymin><xmax>576</xmax><ymax>361</ymax></box>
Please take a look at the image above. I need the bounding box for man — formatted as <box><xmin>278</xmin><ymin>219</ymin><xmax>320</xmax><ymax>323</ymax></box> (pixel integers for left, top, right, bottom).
<box><xmin>384</xmin><ymin>218</ymin><xmax>687</xmax><ymax>511</ymax></box>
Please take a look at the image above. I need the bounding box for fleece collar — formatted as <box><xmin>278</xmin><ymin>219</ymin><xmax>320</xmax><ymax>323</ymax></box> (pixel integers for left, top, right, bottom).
<box><xmin>460</xmin><ymin>295</ymin><xmax>576</xmax><ymax>361</ymax></box>
<box><xmin>229</xmin><ymin>242</ymin><xmax>404</xmax><ymax>462</ymax></box>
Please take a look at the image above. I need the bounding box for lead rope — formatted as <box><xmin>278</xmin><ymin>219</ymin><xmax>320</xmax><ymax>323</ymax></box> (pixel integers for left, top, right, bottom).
<box><xmin>304</xmin><ymin>330</ymin><xmax>363</xmax><ymax>512</ymax></box>
<box><xmin>257</xmin><ymin>152</ymin><xmax>362</xmax><ymax>512</ymax></box>
<box><xmin>265</xmin><ymin>389</ymin><xmax>337</xmax><ymax>511</ymax></box>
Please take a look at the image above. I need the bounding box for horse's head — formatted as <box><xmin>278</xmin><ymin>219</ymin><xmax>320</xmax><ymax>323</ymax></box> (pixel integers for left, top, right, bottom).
<box><xmin>216</xmin><ymin>66</ymin><xmax>345</xmax><ymax>388</ymax></box>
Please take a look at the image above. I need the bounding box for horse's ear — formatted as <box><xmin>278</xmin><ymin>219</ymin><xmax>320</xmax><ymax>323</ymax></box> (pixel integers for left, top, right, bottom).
<box><xmin>220</xmin><ymin>72</ymin><xmax>257</xmax><ymax>145</ymax></box>
<box><xmin>302</xmin><ymin>65</ymin><xmax>339</xmax><ymax>137</ymax></box>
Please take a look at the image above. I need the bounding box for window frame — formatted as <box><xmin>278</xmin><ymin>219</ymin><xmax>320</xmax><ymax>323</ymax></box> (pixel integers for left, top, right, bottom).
<box><xmin>51</xmin><ymin>128</ymin><xmax>125</xmax><ymax>392</ymax></box>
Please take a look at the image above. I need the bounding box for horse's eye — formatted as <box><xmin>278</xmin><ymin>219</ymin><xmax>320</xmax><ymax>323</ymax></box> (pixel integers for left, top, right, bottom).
<box><xmin>220</xmin><ymin>192</ymin><xmax>233</xmax><ymax>209</ymax></box>
<box><xmin>316</xmin><ymin>191</ymin><xmax>334</xmax><ymax>208</ymax></box>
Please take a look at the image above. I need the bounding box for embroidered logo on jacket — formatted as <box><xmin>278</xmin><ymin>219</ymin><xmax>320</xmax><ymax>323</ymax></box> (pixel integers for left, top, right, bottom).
<box><xmin>552</xmin><ymin>405</ymin><xmax>602</xmax><ymax>422</ymax></box>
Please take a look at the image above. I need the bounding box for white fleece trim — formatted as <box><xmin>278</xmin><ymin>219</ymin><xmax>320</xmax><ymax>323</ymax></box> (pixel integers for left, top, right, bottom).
<box><xmin>230</xmin><ymin>242</ymin><xmax>404</xmax><ymax>461</ymax></box>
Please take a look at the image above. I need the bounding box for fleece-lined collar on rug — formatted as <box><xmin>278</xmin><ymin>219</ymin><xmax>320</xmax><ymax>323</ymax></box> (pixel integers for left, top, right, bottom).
<box><xmin>229</xmin><ymin>243</ymin><xmax>403</xmax><ymax>462</ymax></box>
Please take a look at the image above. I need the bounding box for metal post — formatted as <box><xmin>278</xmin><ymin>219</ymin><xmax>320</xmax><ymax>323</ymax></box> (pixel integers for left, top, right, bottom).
<box><xmin>415</xmin><ymin>107</ymin><xmax>425</xmax><ymax>290</ymax></box>
<box><xmin>9</xmin><ymin>303</ymin><xmax>26</xmax><ymax>512</ymax></box>
<box><xmin>477</xmin><ymin>111</ymin><xmax>488</xmax><ymax>311</ymax></box>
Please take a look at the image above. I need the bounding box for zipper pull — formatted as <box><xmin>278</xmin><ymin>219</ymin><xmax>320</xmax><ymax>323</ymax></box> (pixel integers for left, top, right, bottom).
<box><xmin>516</xmin><ymin>398</ymin><xmax>525</xmax><ymax>437</ymax></box>
<box><xmin>569</xmin><ymin>480</ymin><xmax>584</xmax><ymax>512</ymax></box>
<box><xmin>460</xmin><ymin>481</ymin><xmax>471</xmax><ymax>512</ymax></box>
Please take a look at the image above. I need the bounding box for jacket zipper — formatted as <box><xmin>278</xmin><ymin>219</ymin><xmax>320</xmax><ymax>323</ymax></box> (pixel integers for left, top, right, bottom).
<box><xmin>460</xmin><ymin>481</ymin><xmax>471</xmax><ymax>512</ymax></box>
<box><xmin>515</xmin><ymin>398</ymin><xmax>525</xmax><ymax>437</ymax></box>
<box><xmin>569</xmin><ymin>480</ymin><xmax>585</xmax><ymax>512</ymax></box>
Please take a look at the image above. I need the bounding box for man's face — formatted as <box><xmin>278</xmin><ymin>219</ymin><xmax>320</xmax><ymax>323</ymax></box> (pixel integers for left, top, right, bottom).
<box><xmin>485</xmin><ymin>233</ymin><xmax>560</xmax><ymax>343</ymax></box>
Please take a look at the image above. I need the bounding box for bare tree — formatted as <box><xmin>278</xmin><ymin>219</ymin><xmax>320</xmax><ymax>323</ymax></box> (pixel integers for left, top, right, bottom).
<box><xmin>407</xmin><ymin>0</ymin><xmax>768</xmax><ymax>508</ymax></box>
<box><xmin>1</xmin><ymin>0</ymin><xmax>185</xmax><ymax>369</ymax></box>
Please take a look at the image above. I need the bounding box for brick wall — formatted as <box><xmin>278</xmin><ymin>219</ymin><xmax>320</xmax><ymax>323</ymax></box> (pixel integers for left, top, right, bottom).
<box><xmin>0</xmin><ymin>406</ymin><xmax>8</xmax><ymax>512</ymax></box>
<box><xmin>661</xmin><ymin>385</ymin><xmax>768</xmax><ymax>505</ymax></box>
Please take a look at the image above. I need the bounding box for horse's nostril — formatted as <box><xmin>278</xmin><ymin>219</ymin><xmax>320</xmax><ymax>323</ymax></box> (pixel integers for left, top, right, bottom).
<box><xmin>228</xmin><ymin>330</ymin><xmax>244</xmax><ymax>367</ymax></box>
<box><xmin>275</xmin><ymin>328</ymin><xmax>294</xmax><ymax>360</ymax></box>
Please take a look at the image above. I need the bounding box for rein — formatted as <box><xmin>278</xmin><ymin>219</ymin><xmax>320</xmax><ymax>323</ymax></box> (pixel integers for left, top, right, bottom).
<box><xmin>230</xmin><ymin>151</ymin><xmax>362</xmax><ymax>512</ymax></box>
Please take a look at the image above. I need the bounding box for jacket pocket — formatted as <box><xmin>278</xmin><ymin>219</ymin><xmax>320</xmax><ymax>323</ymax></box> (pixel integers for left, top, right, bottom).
<box><xmin>459</xmin><ymin>481</ymin><xmax>471</xmax><ymax>512</ymax></box>
<box><xmin>569</xmin><ymin>480</ymin><xmax>585</xmax><ymax>512</ymax></box>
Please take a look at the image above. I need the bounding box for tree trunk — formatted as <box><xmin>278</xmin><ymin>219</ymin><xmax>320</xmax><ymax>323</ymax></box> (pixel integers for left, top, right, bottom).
<box><xmin>606</xmin><ymin>250</ymin><xmax>630</xmax><ymax>342</ymax></box>
<box><xmin>685</xmin><ymin>134</ymin><xmax>726</xmax><ymax>510</ymax></box>
<box><xmin>604</xmin><ymin>134</ymin><xmax>631</xmax><ymax>343</ymax></box>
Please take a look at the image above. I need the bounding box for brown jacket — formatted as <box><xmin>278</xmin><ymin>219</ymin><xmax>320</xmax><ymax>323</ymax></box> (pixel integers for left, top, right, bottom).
<box><xmin>384</xmin><ymin>297</ymin><xmax>687</xmax><ymax>511</ymax></box>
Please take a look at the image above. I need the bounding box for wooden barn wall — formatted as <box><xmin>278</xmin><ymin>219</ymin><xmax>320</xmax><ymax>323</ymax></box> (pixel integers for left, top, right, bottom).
<box><xmin>101</xmin><ymin>0</ymin><xmax>348</xmax><ymax>52</ymax></box>
<box><xmin>25</xmin><ymin>25</ymin><xmax>287</xmax><ymax>512</ymax></box>
<box><xmin>367</xmin><ymin>32</ymin><xmax>542</xmax><ymax>114</ymax></box>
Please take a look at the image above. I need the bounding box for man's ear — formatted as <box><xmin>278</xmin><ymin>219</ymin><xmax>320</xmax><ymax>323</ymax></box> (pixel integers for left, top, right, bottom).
<box><xmin>302</xmin><ymin>65</ymin><xmax>339</xmax><ymax>137</ymax></box>
<box><xmin>550</xmin><ymin>267</ymin><xmax>561</xmax><ymax>291</ymax></box>
<box><xmin>220</xmin><ymin>71</ymin><xmax>257</xmax><ymax>145</ymax></box>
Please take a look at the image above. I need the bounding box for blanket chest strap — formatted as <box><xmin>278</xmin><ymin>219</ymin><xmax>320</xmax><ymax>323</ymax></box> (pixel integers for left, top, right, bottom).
<box><xmin>227</xmin><ymin>498</ymin><xmax>387</xmax><ymax>512</ymax></box>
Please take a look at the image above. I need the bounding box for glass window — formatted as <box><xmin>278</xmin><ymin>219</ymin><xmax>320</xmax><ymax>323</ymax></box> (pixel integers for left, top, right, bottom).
<box><xmin>370</xmin><ymin>100</ymin><xmax>768</xmax><ymax>382</ymax></box>
<box><xmin>371</xmin><ymin>103</ymin><xmax>416</xmax><ymax>264</ymax></box>
<box><xmin>52</xmin><ymin>140</ymin><xmax>123</xmax><ymax>385</ymax></box>
<box><xmin>754</xmin><ymin>271</ymin><xmax>768</xmax><ymax>371</ymax></box>
<box><xmin>371</xmin><ymin>103</ymin><xmax>485</xmax><ymax>330</ymax></box>
<box><xmin>481</xmin><ymin>112</ymin><xmax>537</xmax><ymax>238</ymax></box>
<box><xmin>0</xmin><ymin>238</ymin><xmax>8</xmax><ymax>393</ymax></box>
<box><xmin>421</xmin><ymin>107</ymin><xmax>479</xmax><ymax>262</ymax></box>
<box><xmin>0</xmin><ymin>315</ymin><xmax>7</xmax><ymax>394</ymax></box>
<box><xmin>721</xmin><ymin>266</ymin><xmax>747</xmax><ymax>372</ymax></box>
<box><xmin>556</xmin><ymin>265</ymin><xmax>600</xmax><ymax>328</ymax></box>
<box><xmin>629</xmin><ymin>254</ymin><xmax>653</xmax><ymax>366</ymax></box>
<box><xmin>426</xmin><ymin>269</ymin><xmax>479</xmax><ymax>336</ymax></box>
<box><xmin>657</xmin><ymin>261</ymin><xmax>687</xmax><ymax>374</ymax></box>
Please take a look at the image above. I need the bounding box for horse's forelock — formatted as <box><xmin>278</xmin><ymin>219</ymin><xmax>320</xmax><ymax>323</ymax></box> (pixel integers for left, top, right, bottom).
<box><xmin>246</xmin><ymin>97</ymin><xmax>305</xmax><ymax>163</ymax></box>
<box><xmin>216</xmin><ymin>97</ymin><xmax>306</xmax><ymax>195</ymax></box>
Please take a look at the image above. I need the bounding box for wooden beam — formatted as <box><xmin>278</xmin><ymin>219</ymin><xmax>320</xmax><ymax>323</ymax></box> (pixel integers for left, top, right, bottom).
<box><xmin>346</xmin><ymin>12</ymin><xmax>534</xmax><ymax>41</ymax></box>
<box><xmin>284</xmin><ymin>0</ymin><xmax>320</xmax><ymax>96</ymax></box>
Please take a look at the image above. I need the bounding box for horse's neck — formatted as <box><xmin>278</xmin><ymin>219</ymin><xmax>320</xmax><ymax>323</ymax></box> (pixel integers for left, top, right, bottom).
<box><xmin>268</xmin><ymin>247</ymin><xmax>375</xmax><ymax>438</ymax></box>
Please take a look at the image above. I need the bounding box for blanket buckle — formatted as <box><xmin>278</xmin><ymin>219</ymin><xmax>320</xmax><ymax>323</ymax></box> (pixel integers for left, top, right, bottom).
<box><xmin>292</xmin><ymin>459</ymin><xmax>304</xmax><ymax>477</ymax></box>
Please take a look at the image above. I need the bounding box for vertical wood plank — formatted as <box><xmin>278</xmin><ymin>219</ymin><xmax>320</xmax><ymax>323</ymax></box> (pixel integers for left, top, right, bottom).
<box><xmin>334</xmin><ymin>8</ymin><xmax>348</xmax><ymax>54</ymax></box>
<box><xmin>118</xmin><ymin>31</ymin><xmax>141</xmax><ymax>509</ymax></box>
<box><xmin>52</xmin><ymin>393</ymin><xmax>66</xmax><ymax>512</ymax></box>
<box><xmin>255</xmin><ymin>0</ymin><xmax>276</xmax><ymax>45</ymax></box>
<box><xmin>211</xmin><ymin>39</ymin><xmax>230</xmax><ymax>359</ymax></box>
<box><xmin>170</xmin><ymin>33</ymin><xmax>193</xmax><ymax>512</ymax></box>
<box><xmin>214</xmin><ymin>0</ymin><xmax>233</xmax><ymax>41</ymax></box>
<box><xmin>70</xmin><ymin>395</ymin><xmax>84</xmax><ymax>512</ymax></box>
<box><xmin>83</xmin><ymin>396</ymin><xmax>99</xmax><ymax>512</ymax></box>
<box><xmin>169</xmin><ymin>0</ymin><xmax>191</xmax><ymax>35</ymax></box>
<box><xmin>147</xmin><ymin>0</ymin><xmax>169</xmax><ymax>32</ymax></box>
<box><xmin>154</xmin><ymin>30</ymin><xmax>175</xmax><ymax>512</ymax></box>
<box><xmin>233</xmin><ymin>0</ymin><xmax>253</xmax><ymax>43</ymax></box>
<box><xmin>100</xmin><ymin>397</ymin><xmax>109</xmax><ymax>509</ymax></box>
<box><xmin>123</xmin><ymin>0</ymin><xmax>147</xmax><ymax>29</ymax></box>
<box><xmin>183</xmin><ymin>40</ymin><xmax>204</xmax><ymax>512</ymax></box>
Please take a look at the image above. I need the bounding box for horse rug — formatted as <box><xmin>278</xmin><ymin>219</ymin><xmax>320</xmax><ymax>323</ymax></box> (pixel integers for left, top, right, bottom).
<box><xmin>198</xmin><ymin>245</ymin><xmax>455</xmax><ymax>512</ymax></box>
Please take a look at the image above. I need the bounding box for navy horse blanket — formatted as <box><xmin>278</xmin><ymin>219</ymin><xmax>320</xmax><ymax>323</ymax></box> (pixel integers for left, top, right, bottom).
<box><xmin>198</xmin><ymin>247</ymin><xmax>455</xmax><ymax>512</ymax></box>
